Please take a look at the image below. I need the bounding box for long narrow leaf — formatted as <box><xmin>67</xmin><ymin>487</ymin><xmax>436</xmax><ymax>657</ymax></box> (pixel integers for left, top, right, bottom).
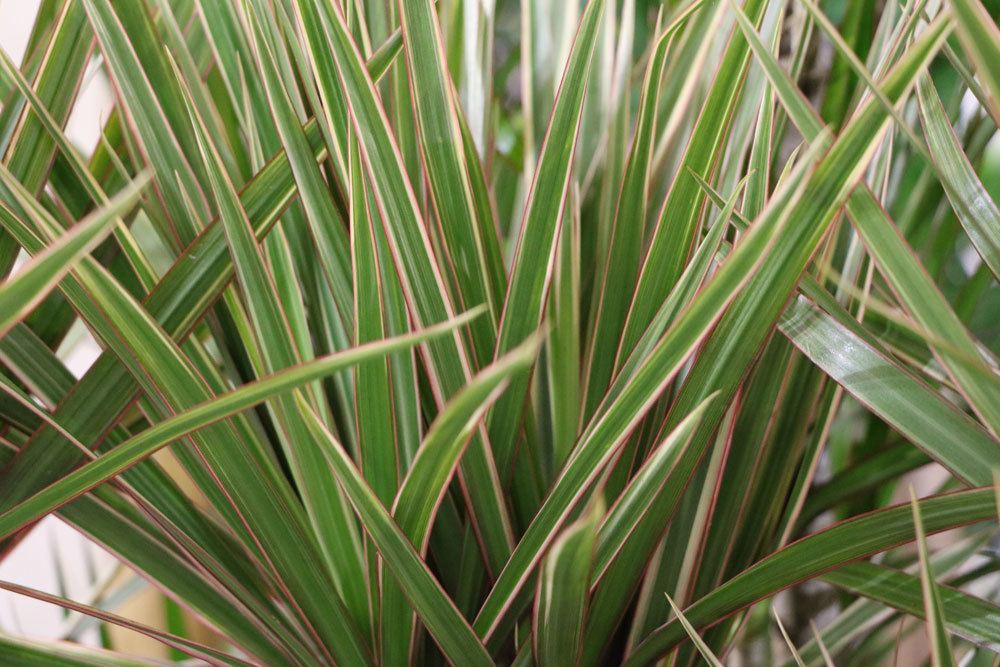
<box><xmin>299</xmin><ymin>396</ymin><xmax>495</xmax><ymax>667</ymax></box>
<box><xmin>0</xmin><ymin>311</ymin><xmax>480</xmax><ymax>541</ymax></box>
<box><xmin>625</xmin><ymin>487</ymin><xmax>997</xmax><ymax>665</ymax></box>
<box><xmin>0</xmin><ymin>176</ymin><xmax>146</xmax><ymax>337</ymax></box>
<box><xmin>917</xmin><ymin>74</ymin><xmax>1000</xmax><ymax>280</ymax></box>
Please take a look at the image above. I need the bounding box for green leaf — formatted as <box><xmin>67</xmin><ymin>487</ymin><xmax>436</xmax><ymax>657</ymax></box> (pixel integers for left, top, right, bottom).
<box><xmin>298</xmin><ymin>395</ymin><xmax>495</xmax><ymax>667</ymax></box>
<box><xmin>582</xmin><ymin>1</ymin><xmax>698</xmax><ymax>420</ymax></box>
<box><xmin>950</xmin><ymin>0</ymin><xmax>1000</xmax><ymax>124</ymax></box>
<box><xmin>545</xmin><ymin>185</ymin><xmax>582</xmax><ymax>475</ymax></box>
<box><xmin>0</xmin><ymin>632</ymin><xmax>158</xmax><ymax>667</ymax></box>
<box><xmin>473</xmin><ymin>128</ymin><xmax>825</xmax><ymax>641</ymax></box>
<box><xmin>397</xmin><ymin>0</ymin><xmax>506</xmax><ymax>365</ymax></box>
<box><xmin>735</xmin><ymin>5</ymin><xmax>1000</xmax><ymax>438</ymax></box>
<box><xmin>0</xmin><ymin>579</ymin><xmax>250</xmax><ymax>667</ymax></box>
<box><xmin>533</xmin><ymin>498</ymin><xmax>602</xmax><ymax>667</ymax></box>
<box><xmin>0</xmin><ymin>159</ymin><xmax>489</xmax><ymax>663</ymax></box>
<box><xmin>244</xmin><ymin>1</ymin><xmax>354</xmax><ymax>331</ymax></box>
<box><xmin>917</xmin><ymin>74</ymin><xmax>1000</xmax><ymax>280</ymax></box>
<box><xmin>485</xmin><ymin>0</ymin><xmax>606</xmax><ymax>476</ymax></box>
<box><xmin>351</xmin><ymin>141</ymin><xmax>399</xmax><ymax>507</ymax></box>
<box><xmin>589</xmin><ymin>16</ymin><xmax>951</xmax><ymax>658</ymax></box>
<box><xmin>823</xmin><ymin>561</ymin><xmax>1000</xmax><ymax>651</ymax></box>
<box><xmin>0</xmin><ymin>0</ymin><xmax>91</xmax><ymax>276</ymax></box>
<box><xmin>0</xmin><ymin>426</ymin><xmax>309</xmax><ymax>666</ymax></box>
<box><xmin>911</xmin><ymin>489</ymin><xmax>957</xmax><ymax>667</ymax></box>
<box><xmin>779</xmin><ymin>292</ymin><xmax>1000</xmax><ymax>486</ymax></box>
<box><xmin>0</xmin><ymin>119</ymin><xmax>326</xmax><ymax>525</ymax></box>
<box><xmin>149</xmin><ymin>0</ymin><xmax>244</xmax><ymax>182</ymax></box>
<box><xmin>606</xmin><ymin>176</ymin><xmax>747</xmax><ymax>412</ymax></box>
<box><xmin>0</xmin><ymin>176</ymin><xmax>146</xmax><ymax>337</ymax></box>
<box><xmin>299</xmin><ymin>0</ymin><xmax>515</xmax><ymax>575</ymax></box>
<box><xmin>592</xmin><ymin>393</ymin><xmax>715</xmax><ymax>582</ymax></box>
<box><xmin>691</xmin><ymin>180</ymin><xmax>1000</xmax><ymax>490</ymax></box>
<box><xmin>0</xmin><ymin>46</ymin><xmax>158</xmax><ymax>291</ymax></box>
<box><xmin>186</xmin><ymin>82</ymin><xmax>370</xmax><ymax>636</ymax></box>
<box><xmin>664</xmin><ymin>595</ymin><xmax>723</xmax><ymax>667</ymax></box>
<box><xmin>381</xmin><ymin>336</ymin><xmax>539</xmax><ymax>666</ymax></box>
<box><xmin>0</xmin><ymin>34</ymin><xmax>403</xmax><ymax>532</ymax></box>
<box><xmin>0</xmin><ymin>310</ymin><xmax>480</xmax><ymax>541</ymax></box>
<box><xmin>3</xmin><ymin>3</ymin><xmax>999</xmax><ymax>664</ymax></box>
<box><xmin>625</xmin><ymin>488</ymin><xmax>997</xmax><ymax>665</ymax></box>
<box><xmin>82</xmin><ymin>0</ymin><xmax>210</xmax><ymax>244</ymax></box>
<box><xmin>618</xmin><ymin>0</ymin><xmax>769</xmax><ymax>357</ymax></box>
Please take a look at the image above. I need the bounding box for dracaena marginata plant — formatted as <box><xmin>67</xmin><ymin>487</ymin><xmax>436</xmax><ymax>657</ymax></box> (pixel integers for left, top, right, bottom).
<box><xmin>0</xmin><ymin>0</ymin><xmax>998</xmax><ymax>664</ymax></box>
